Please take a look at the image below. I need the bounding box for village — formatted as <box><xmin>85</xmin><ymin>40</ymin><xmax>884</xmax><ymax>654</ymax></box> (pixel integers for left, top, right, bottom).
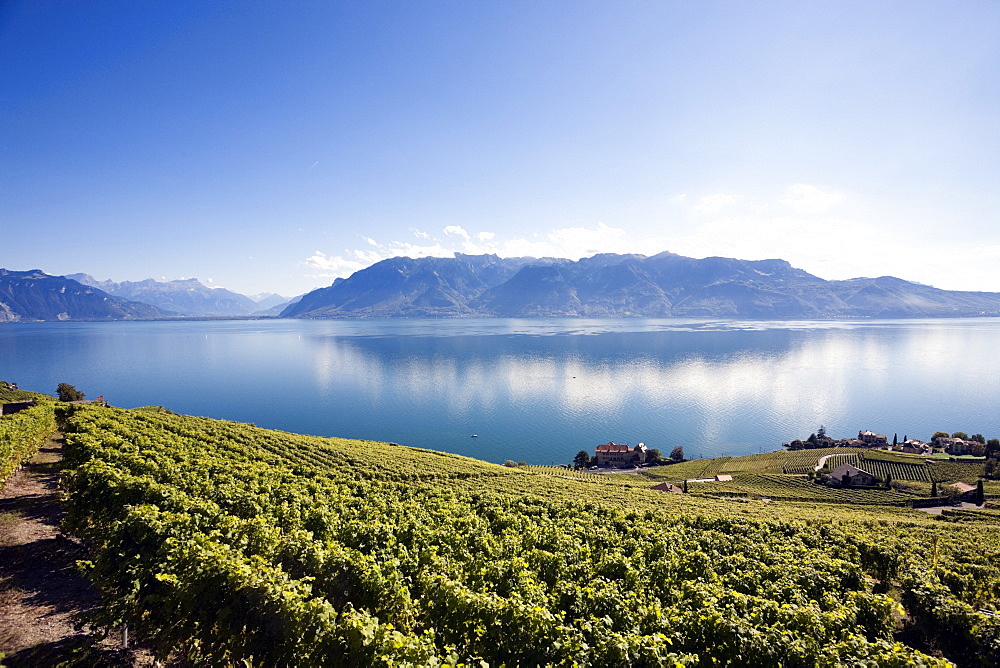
<box><xmin>784</xmin><ymin>425</ymin><xmax>994</xmax><ymax>457</ymax></box>
<box><xmin>569</xmin><ymin>427</ymin><xmax>994</xmax><ymax>507</ymax></box>
<box><xmin>580</xmin><ymin>427</ymin><xmax>990</xmax><ymax>471</ymax></box>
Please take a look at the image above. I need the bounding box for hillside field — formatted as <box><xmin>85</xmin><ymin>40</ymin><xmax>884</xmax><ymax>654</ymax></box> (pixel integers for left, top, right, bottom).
<box><xmin>5</xmin><ymin>401</ymin><xmax>1000</xmax><ymax>665</ymax></box>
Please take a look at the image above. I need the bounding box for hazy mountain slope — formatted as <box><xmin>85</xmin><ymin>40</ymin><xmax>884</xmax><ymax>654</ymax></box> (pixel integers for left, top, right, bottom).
<box><xmin>281</xmin><ymin>254</ymin><xmax>536</xmax><ymax>318</ymax></box>
<box><xmin>828</xmin><ymin>276</ymin><xmax>1000</xmax><ymax>317</ymax></box>
<box><xmin>253</xmin><ymin>295</ymin><xmax>301</xmax><ymax>316</ymax></box>
<box><xmin>249</xmin><ymin>293</ymin><xmax>289</xmax><ymax>311</ymax></box>
<box><xmin>285</xmin><ymin>252</ymin><xmax>1000</xmax><ymax>319</ymax></box>
<box><xmin>68</xmin><ymin>274</ymin><xmax>259</xmax><ymax>316</ymax></box>
<box><xmin>0</xmin><ymin>269</ymin><xmax>168</xmax><ymax>321</ymax></box>
<box><xmin>476</xmin><ymin>265</ymin><xmax>583</xmax><ymax>317</ymax></box>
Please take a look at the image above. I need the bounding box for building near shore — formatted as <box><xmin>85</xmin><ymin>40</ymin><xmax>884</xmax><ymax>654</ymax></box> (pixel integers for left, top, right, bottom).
<box><xmin>595</xmin><ymin>441</ymin><xmax>647</xmax><ymax>467</ymax></box>
<box><xmin>858</xmin><ymin>430</ymin><xmax>888</xmax><ymax>446</ymax></box>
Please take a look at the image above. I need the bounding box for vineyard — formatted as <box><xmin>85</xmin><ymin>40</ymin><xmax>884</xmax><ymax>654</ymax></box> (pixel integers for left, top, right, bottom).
<box><xmin>0</xmin><ymin>389</ymin><xmax>55</xmax><ymax>482</ymax></box>
<box><xmin>929</xmin><ymin>459</ymin><xmax>987</xmax><ymax>483</ymax></box>
<box><xmin>859</xmin><ymin>457</ymin><xmax>933</xmax><ymax>483</ymax></box>
<box><xmin>689</xmin><ymin>473</ymin><xmax>915</xmax><ymax>505</ymax></box>
<box><xmin>44</xmin><ymin>404</ymin><xmax>1000</xmax><ymax>665</ymax></box>
<box><xmin>641</xmin><ymin>447</ymin><xmax>987</xmax><ymax>492</ymax></box>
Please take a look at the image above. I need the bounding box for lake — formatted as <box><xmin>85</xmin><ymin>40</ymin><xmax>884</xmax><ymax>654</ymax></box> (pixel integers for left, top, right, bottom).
<box><xmin>2</xmin><ymin>318</ymin><xmax>999</xmax><ymax>465</ymax></box>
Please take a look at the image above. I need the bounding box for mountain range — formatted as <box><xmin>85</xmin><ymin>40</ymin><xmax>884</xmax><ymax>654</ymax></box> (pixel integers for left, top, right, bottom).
<box><xmin>0</xmin><ymin>271</ymin><xmax>293</xmax><ymax>321</ymax></box>
<box><xmin>0</xmin><ymin>269</ymin><xmax>168</xmax><ymax>322</ymax></box>
<box><xmin>281</xmin><ymin>251</ymin><xmax>1000</xmax><ymax>319</ymax></box>
<box><xmin>66</xmin><ymin>274</ymin><xmax>277</xmax><ymax>317</ymax></box>
<box><xmin>5</xmin><ymin>252</ymin><xmax>1000</xmax><ymax>322</ymax></box>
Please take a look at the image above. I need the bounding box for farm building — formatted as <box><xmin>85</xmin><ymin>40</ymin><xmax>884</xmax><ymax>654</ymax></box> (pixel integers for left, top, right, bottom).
<box><xmin>651</xmin><ymin>482</ymin><xmax>683</xmax><ymax>494</ymax></box>
<box><xmin>0</xmin><ymin>400</ymin><xmax>36</xmax><ymax>416</ymax></box>
<box><xmin>830</xmin><ymin>463</ymin><xmax>878</xmax><ymax>487</ymax></box>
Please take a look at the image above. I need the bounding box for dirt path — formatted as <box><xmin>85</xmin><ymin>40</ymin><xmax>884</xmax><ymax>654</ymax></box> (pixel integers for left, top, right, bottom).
<box><xmin>0</xmin><ymin>432</ymin><xmax>141</xmax><ymax>666</ymax></box>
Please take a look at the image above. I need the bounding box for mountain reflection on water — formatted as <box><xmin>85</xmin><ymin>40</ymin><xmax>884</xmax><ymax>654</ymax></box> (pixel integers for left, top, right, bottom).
<box><xmin>2</xmin><ymin>318</ymin><xmax>998</xmax><ymax>464</ymax></box>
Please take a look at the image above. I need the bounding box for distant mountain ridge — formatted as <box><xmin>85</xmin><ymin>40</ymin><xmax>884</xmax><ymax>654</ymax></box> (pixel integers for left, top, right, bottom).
<box><xmin>282</xmin><ymin>251</ymin><xmax>1000</xmax><ymax>319</ymax></box>
<box><xmin>66</xmin><ymin>274</ymin><xmax>282</xmax><ymax>317</ymax></box>
<box><xmin>0</xmin><ymin>269</ymin><xmax>168</xmax><ymax>322</ymax></box>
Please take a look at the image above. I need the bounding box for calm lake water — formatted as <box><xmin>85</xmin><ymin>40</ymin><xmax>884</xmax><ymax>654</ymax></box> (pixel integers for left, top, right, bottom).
<box><xmin>2</xmin><ymin>318</ymin><xmax>999</xmax><ymax>465</ymax></box>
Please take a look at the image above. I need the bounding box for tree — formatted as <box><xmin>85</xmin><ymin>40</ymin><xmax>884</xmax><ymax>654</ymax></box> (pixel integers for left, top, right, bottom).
<box><xmin>952</xmin><ymin>431</ymin><xmax>969</xmax><ymax>440</ymax></box>
<box><xmin>817</xmin><ymin>425</ymin><xmax>826</xmax><ymax>440</ymax></box>
<box><xmin>56</xmin><ymin>383</ymin><xmax>84</xmax><ymax>402</ymax></box>
<box><xmin>987</xmin><ymin>439</ymin><xmax>1000</xmax><ymax>458</ymax></box>
<box><xmin>788</xmin><ymin>439</ymin><xmax>804</xmax><ymax>451</ymax></box>
<box><xmin>573</xmin><ymin>450</ymin><xmax>591</xmax><ymax>469</ymax></box>
<box><xmin>976</xmin><ymin>480</ymin><xmax>985</xmax><ymax>506</ymax></box>
<box><xmin>931</xmin><ymin>431</ymin><xmax>950</xmax><ymax>442</ymax></box>
<box><xmin>930</xmin><ymin>480</ymin><xmax>938</xmax><ymax>497</ymax></box>
<box><xmin>893</xmin><ymin>433</ymin><xmax>898</xmax><ymax>446</ymax></box>
<box><xmin>682</xmin><ymin>479</ymin><xmax>688</xmax><ymax>493</ymax></box>
<box><xmin>669</xmin><ymin>446</ymin><xmax>685</xmax><ymax>461</ymax></box>
<box><xmin>884</xmin><ymin>474</ymin><xmax>892</xmax><ymax>489</ymax></box>
<box><xmin>807</xmin><ymin>433</ymin><xmax>818</xmax><ymax>445</ymax></box>
<box><xmin>971</xmin><ymin>434</ymin><xmax>986</xmax><ymax>444</ymax></box>
<box><xmin>940</xmin><ymin>484</ymin><xmax>961</xmax><ymax>501</ymax></box>
<box><xmin>646</xmin><ymin>449</ymin><xmax>663</xmax><ymax>465</ymax></box>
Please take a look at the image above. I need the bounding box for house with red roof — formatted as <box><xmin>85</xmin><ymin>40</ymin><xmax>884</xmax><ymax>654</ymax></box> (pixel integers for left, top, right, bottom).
<box><xmin>594</xmin><ymin>441</ymin><xmax>647</xmax><ymax>467</ymax></box>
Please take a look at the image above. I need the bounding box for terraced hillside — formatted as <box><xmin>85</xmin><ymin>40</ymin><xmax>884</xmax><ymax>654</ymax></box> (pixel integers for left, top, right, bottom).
<box><xmin>50</xmin><ymin>404</ymin><xmax>1000</xmax><ymax>665</ymax></box>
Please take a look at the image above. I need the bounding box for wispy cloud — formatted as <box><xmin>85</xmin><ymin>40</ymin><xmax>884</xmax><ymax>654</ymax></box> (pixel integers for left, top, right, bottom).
<box><xmin>778</xmin><ymin>184</ymin><xmax>843</xmax><ymax>215</ymax></box>
<box><xmin>301</xmin><ymin>222</ymin><xmax>636</xmax><ymax>280</ymax></box>
<box><xmin>443</xmin><ymin>225</ymin><xmax>471</xmax><ymax>240</ymax></box>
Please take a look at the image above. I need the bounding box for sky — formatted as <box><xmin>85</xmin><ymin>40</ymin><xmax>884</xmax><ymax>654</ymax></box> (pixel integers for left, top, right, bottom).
<box><xmin>2</xmin><ymin>1</ymin><xmax>999</xmax><ymax>298</ymax></box>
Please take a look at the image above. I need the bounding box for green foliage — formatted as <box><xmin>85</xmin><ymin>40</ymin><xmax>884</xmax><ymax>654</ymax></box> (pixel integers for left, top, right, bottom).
<box><xmin>573</xmin><ymin>450</ymin><xmax>591</xmax><ymax>468</ymax></box>
<box><xmin>669</xmin><ymin>445</ymin><xmax>684</xmax><ymax>461</ymax></box>
<box><xmin>56</xmin><ymin>382</ymin><xmax>85</xmax><ymax>402</ymax></box>
<box><xmin>691</xmin><ymin>473</ymin><xmax>914</xmax><ymax>506</ymax></box>
<box><xmin>0</xmin><ymin>380</ymin><xmax>50</xmax><ymax>403</ymax></box>
<box><xmin>0</xmin><ymin>403</ymin><xmax>56</xmax><ymax>482</ymax></box>
<box><xmin>930</xmin><ymin>460</ymin><xmax>986</xmax><ymax>483</ymax></box>
<box><xmin>57</xmin><ymin>406</ymin><xmax>993</xmax><ymax>666</ymax></box>
<box><xmin>860</xmin><ymin>456</ymin><xmax>932</xmax><ymax>483</ymax></box>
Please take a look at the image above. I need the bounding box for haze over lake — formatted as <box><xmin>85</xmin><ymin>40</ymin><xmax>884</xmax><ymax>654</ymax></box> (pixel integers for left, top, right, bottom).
<box><xmin>3</xmin><ymin>318</ymin><xmax>998</xmax><ymax>465</ymax></box>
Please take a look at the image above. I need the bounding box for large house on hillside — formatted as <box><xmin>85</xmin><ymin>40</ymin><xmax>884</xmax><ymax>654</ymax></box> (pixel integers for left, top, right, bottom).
<box><xmin>595</xmin><ymin>441</ymin><xmax>648</xmax><ymax>467</ymax></box>
<box><xmin>858</xmin><ymin>430</ymin><xmax>888</xmax><ymax>446</ymax></box>
<box><xmin>901</xmin><ymin>439</ymin><xmax>932</xmax><ymax>455</ymax></box>
<box><xmin>934</xmin><ymin>437</ymin><xmax>974</xmax><ymax>456</ymax></box>
<box><xmin>830</xmin><ymin>462</ymin><xmax>878</xmax><ymax>487</ymax></box>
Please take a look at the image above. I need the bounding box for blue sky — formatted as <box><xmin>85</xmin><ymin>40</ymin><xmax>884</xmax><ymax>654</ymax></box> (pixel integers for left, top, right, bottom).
<box><xmin>2</xmin><ymin>1</ymin><xmax>999</xmax><ymax>297</ymax></box>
